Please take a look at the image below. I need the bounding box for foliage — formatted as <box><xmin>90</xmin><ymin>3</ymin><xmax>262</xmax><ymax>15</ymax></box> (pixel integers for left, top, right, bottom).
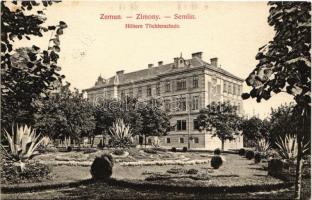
<box><xmin>113</xmin><ymin>149</ymin><xmax>125</xmax><ymax>156</ymax></box>
<box><xmin>35</xmin><ymin>83</ymin><xmax>96</xmax><ymax>141</ymax></box>
<box><xmin>275</xmin><ymin>134</ymin><xmax>310</xmax><ymax>160</ymax></box>
<box><xmin>268</xmin><ymin>159</ymin><xmax>284</xmax><ymax>178</ymax></box>
<box><xmin>241</xmin><ymin>117</ymin><xmax>270</xmax><ymax>143</ymax></box>
<box><xmin>245</xmin><ymin>150</ymin><xmax>255</xmax><ymax>160</ymax></box>
<box><xmin>109</xmin><ymin>118</ymin><xmax>133</xmax><ymax>148</ymax></box>
<box><xmin>256</xmin><ymin>138</ymin><xmax>271</xmax><ymax>153</ymax></box>
<box><xmin>269</xmin><ymin>103</ymin><xmax>311</xmax><ymax>146</ymax></box>
<box><xmin>1</xmin><ymin>1</ymin><xmax>67</xmax><ymax>127</ymax></box>
<box><xmin>137</xmin><ymin>98</ymin><xmax>171</xmax><ymax>139</ymax></box>
<box><xmin>144</xmin><ymin>148</ymin><xmax>157</xmax><ymax>154</ymax></box>
<box><xmin>197</xmin><ymin>102</ymin><xmax>242</xmax><ymax>150</ymax></box>
<box><xmin>214</xmin><ymin>148</ymin><xmax>221</xmax><ymax>155</ymax></box>
<box><xmin>241</xmin><ymin>3</ymin><xmax>311</xmax><ymax>198</ymax></box>
<box><xmin>254</xmin><ymin>153</ymin><xmax>262</xmax><ymax>164</ymax></box>
<box><xmin>186</xmin><ymin>169</ymin><xmax>198</xmax><ymax>175</ymax></box>
<box><xmin>211</xmin><ymin>155</ymin><xmax>223</xmax><ymax>169</ymax></box>
<box><xmin>182</xmin><ymin>147</ymin><xmax>188</xmax><ymax>152</ymax></box>
<box><xmin>2</xmin><ymin>125</ymin><xmax>48</xmax><ymax>161</ymax></box>
<box><xmin>238</xmin><ymin>148</ymin><xmax>246</xmax><ymax>156</ymax></box>
<box><xmin>171</xmin><ymin>147</ymin><xmax>177</xmax><ymax>152</ymax></box>
<box><xmin>167</xmin><ymin>167</ymin><xmax>185</xmax><ymax>174</ymax></box>
<box><xmin>1</xmin><ymin>159</ymin><xmax>51</xmax><ymax>184</ymax></box>
<box><xmin>90</xmin><ymin>154</ymin><xmax>114</xmax><ymax>180</ymax></box>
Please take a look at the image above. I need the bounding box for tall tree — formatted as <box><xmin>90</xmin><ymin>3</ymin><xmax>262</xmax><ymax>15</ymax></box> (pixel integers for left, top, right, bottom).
<box><xmin>1</xmin><ymin>1</ymin><xmax>67</xmax><ymax>127</ymax></box>
<box><xmin>197</xmin><ymin>102</ymin><xmax>242</xmax><ymax>150</ymax></box>
<box><xmin>241</xmin><ymin>116</ymin><xmax>270</xmax><ymax>146</ymax></box>
<box><xmin>35</xmin><ymin>83</ymin><xmax>96</xmax><ymax>144</ymax></box>
<box><xmin>241</xmin><ymin>2</ymin><xmax>311</xmax><ymax>199</ymax></box>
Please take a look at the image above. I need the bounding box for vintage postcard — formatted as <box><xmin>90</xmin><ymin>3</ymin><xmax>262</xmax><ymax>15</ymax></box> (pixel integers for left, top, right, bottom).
<box><xmin>1</xmin><ymin>1</ymin><xmax>311</xmax><ymax>199</ymax></box>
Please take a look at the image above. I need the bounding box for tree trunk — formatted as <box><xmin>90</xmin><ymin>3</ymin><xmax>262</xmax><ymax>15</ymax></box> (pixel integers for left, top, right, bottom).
<box><xmin>221</xmin><ymin>140</ymin><xmax>224</xmax><ymax>151</ymax></box>
<box><xmin>144</xmin><ymin>136</ymin><xmax>147</xmax><ymax>148</ymax></box>
<box><xmin>294</xmin><ymin>110</ymin><xmax>305</xmax><ymax>199</ymax></box>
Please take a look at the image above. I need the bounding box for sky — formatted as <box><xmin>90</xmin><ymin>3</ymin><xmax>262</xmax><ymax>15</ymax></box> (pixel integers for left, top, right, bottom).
<box><xmin>14</xmin><ymin>1</ymin><xmax>293</xmax><ymax>118</ymax></box>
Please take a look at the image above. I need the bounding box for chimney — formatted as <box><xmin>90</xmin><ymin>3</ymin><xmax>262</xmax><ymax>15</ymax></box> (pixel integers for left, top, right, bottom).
<box><xmin>173</xmin><ymin>57</ymin><xmax>179</xmax><ymax>67</ymax></box>
<box><xmin>191</xmin><ymin>52</ymin><xmax>203</xmax><ymax>59</ymax></box>
<box><xmin>158</xmin><ymin>61</ymin><xmax>163</xmax><ymax>66</ymax></box>
<box><xmin>210</xmin><ymin>58</ymin><xmax>218</xmax><ymax>67</ymax></box>
<box><xmin>148</xmin><ymin>63</ymin><xmax>153</xmax><ymax>68</ymax></box>
<box><xmin>116</xmin><ymin>70</ymin><xmax>124</xmax><ymax>75</ymax></box>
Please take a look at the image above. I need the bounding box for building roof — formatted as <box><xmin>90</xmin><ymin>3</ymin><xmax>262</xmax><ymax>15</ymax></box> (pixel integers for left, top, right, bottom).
<box><xmin>85</xmin><ymin>56</ymin><xmax>243</xmax><ymax>91</ymax></box>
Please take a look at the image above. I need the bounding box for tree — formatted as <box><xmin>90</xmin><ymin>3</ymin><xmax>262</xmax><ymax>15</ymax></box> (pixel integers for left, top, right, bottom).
<box><xmin>197</xmin><ymin>102</ymin><xmax>242</xmax><ymax>150</ymax></box>
<box><xmin>269</xmin><ymin>103</ymin><xmax>311</xmax><ymax>148</ymax></box>
<box><xmin>137</xmin><ymin>98</ymin><xmax>171</xmax><ymax>146</ymax></box>
<box><xmin>241</xmin><ymin>116</ymin><xmax>270</xmax><ymax>146</ymax></box>
<box><xmin>241</xmin><ymin>2</ymin><xmax>311</xmax><ymax>199</ymax></box>
<box><xmin>1</xmin><ymin>1</ymin><xmax>67</xmax><ymax>128</ymax></box>
<box><xmin>35</xmin><ymin>83</ymin><xmax>96</xmax><ymax>145</ymax></box>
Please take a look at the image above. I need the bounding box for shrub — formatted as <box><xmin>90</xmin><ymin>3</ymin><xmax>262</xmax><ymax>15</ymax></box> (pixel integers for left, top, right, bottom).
<box><xmin>66</xmin><ymin>146</ymin><xmax>72</xmax><ymax>152</ymax></box>
<box><xmin>113</xmin><ymin>149</ymin><xmax>125</xmax><ymax>155</ymax></box>
<box><xmin>171</xmin><ymin>147</ymin><xmax>177</xmax><ymax>152</ymax></box>
<box><xmin>167</xmin><ymin>167</ymin><xmax>185</xmax><ymax>174</ymax></box>
<box><xmin>214</xmin><ymin>148</ymin><xmax>221</xmax><ymax>155</ymax></box>
<box><xmin>83</xmin><ymin>148</ymin><xmax>97</xmax><ymax>154</ymax></box>
<box><xmin>109</xmin><ymin>119</ymin><xmax>133</xmax><ymax>148</ymax></box>
<box><xmin>182</xmin><ymin>147</ymin><xmax>187</xmax><ymax>152</ymax></box>
<box><xmin>211</xmin><ymin>155</ymin><xmax>223</xmax><ymax>169</ymax></box>
<box><xmin>153</xmin><ymin>147</ymin><xmax>167</xmax><ymax>152</ymax></box>
<box><xmin>268</xmin><ymin>159</ymin><xmax>283</xmax><ymax>177</ymax></box>
<box><xmin>254</xmin><ymin>152</ymin><xmax>262</xmax><ymax>163</ymax></box>
<box><xmin>186</xmin><ymin>169</ymin><xmax>198</xmax><ymax>175</ymax></box>
<box><xmin>90</xmin><ymin>154</ymin><xmax>114</xmax><ymax>180</ymax></box>
<box><xmin>144</xmin><ymin>148</ymin><xmax>157</xmax><ymax>154</ymax></box>
<box><xmin>1</xmin><ymin>159</ymin><xmax>51</xmax><ymax>184</ymax></box>
<box><xmin>238</xmin><ymin>148</ymin><xmax>246</xmax><ymax>156</ymax></box>
<box><xmin>245</xmin><ymin>150</ymin><xmax>255</xmax><ymax>160</ymax></box>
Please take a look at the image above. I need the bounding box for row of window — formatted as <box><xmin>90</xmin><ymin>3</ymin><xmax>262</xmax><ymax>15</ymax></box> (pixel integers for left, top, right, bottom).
<box><xmin>120</xmin><ymin>76</ymin><xmax>199</xmax><ymax>98</ymax></box>
<box><xmin>164</xmin><ymin>96</ymin><xmax>199</xmax><ymax>112</ymax></box>
<box><xmin>223</xmin><ymin>81</ymin><xmax>242</xmax><ymax>96</ymax></box>
<box><xmin>175</xmin><ymin>119</ymin><xmax>199</xmax><ymax>131</ymax></box>
<box><xmin>166</xmin><ymin>137</ymin><xmax>199</xmax><ymax>144</ymax></box>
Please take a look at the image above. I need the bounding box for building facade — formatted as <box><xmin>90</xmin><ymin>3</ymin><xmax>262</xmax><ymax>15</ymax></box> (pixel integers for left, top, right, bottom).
<box><xmin>84</xmin><ymin>52</ymin><xmax>244</xmax><ymax>150</ymax></box>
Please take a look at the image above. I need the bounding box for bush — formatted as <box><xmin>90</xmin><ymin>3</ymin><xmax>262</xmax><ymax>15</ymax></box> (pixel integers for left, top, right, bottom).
<box><xmin>83</xmin><ymin>148</ymin><xmax>97</xmax><ymax>154</ymax></box>
<box><xmin>90</xmin><ymin>154</ymin><xmax>114</xmax><ymax>180</ymax></box>
<box><xmin>113</xmin><ymin>149</ymin><xmax>125</xmax><ymax>155</ymax></box>
<box><xmin>167</xmin><ymin>167</ymin><xmax>185</xmax><ymax>174</ymax></box>
<box><xmin>182</xmin><ymin>147</ymin><xmax>187</xmax><ymax>152</ymax></box>
<box><xmin>144</xmin><ymin>148</ymin><xmax>157</xmax><ymax>154</ymax></box>
<box><xmin>268</xmin><ymin>159</ymin><xmax>283</xmax><ymax>177</ymax></box>
<box><xmin>211</xmin><ymin>155</ymin><xmax>223</xmax><ymax>169</ymax></box>
<box><xmin>1</xmin><ymin>160</ymin><xmax>51</xmax><ymax>184</ymax></box>
<box><xmin>245</xmin><ymin>150</ymin><xmax>255</xmax><ymax>160</ymax></box>
<box><xmin>238</xmin><ymin>148</ymin><xmax>246</xmax><ymax>156</ymax></box>
<box><xmin>186</xmin><ymin>169</ymin><xmax>198</xmax><ymax>175</ymax></box>
<box><xmin>254</xmin><ymin>152</ymin><xmax>262</xmax><ymax>163</ymax></box>
<box><xmin>66</xmin><ymin>146</ymin><xmax>72</xmax><ymax>152</ymax></box>
<box><xmin>214</xmin><ymin>148</ymin><xmax>221</xmax><ymax>155</ymax></box>
<box><xmin>153</xmin><ymin>147</ymin><xmax>167</xmax><ymax>152</ymax></box>
<box><xmin>171</xmin><ymin>147</ymin><xmax>176</xmax><ymax>152</ymax></box>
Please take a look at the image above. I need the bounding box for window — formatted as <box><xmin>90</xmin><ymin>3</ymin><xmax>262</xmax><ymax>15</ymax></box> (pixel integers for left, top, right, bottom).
<box><xmin>233</xmin><ymin>84</ymin><xmax>237</xmax><ymax>95</ymax></box>
<box><xmin>192</xmin><ymin>96</ymin><xmax>199</xmax><ymax>110</ymax></box>
<box><xmin>138</xmin><ymin>87</ymin><xmax>142</xmax><ymax>97</ymax></box>
<box><xmin>177</xmin><ymin>97</ymin><xmax>186</xmax><ymax>111</ymax></box>
<box><xmin>121</xmin><ymin>90</ymin><xmax>125</xmax><ymax>99</ymax></box>
<box><xmin>147</xmin><ymin>85</ymin><xmax>152</xmax><ymax>96</ymax></box>
<box><xmin>193</xmin><ymin>76</ymin><xmax>199</xmax><ymax>88</ymax></box>
<box><xmin>164</xmin><ymin>99</ymin><xmax>171</xmax><ymax>112</ymax></box>
<box><xmin>193</xmin><ymin>119</ymin><xmax>199</xmax><ymax>130</ymax></box>
<box><xmin>129</xmin><ymin>89</ymin><xmax>133</xmax><ymax>97</ymax></box>
<box><xmin>223</xmin><ymin>81</ymin><xmax>228</xmax><ymax>93</ymax></box>
<box><xmin>194</xmin><ymin>137</ymin><xmax>199</xmax><ymax>144</ymax></box>
<box><xmin>238</xmin><ymin>85</ymin><xmax>241</xmax><ymax>96</ymax></box>
<box><xmin>165</xmin><ymin>81</ymin><xmax>171</xmax><ymax>92</ymax></box>
<box><xmin>179</xmin><ymin>138</ymin><xmax>184</xmax><ymax>143</ymax></box>
<box><xmin>156</xmin><ymin>83</ymin><xmax>160</xmax><ymax>95</ymax></box>
<box><xmin>177</xmin><ymin>79</ymin><xmax>186</xmax><ymax>90</ymax></box>
<box><xmin>228</xmin><ymin>82</ymin><xmax>232</xmax><ymax>94</ymax></box>
<box><xmin>177</xmin><ymin>120</ymin><xmax>187</xmax><ymax>131</ymax></box>
<box><xmin>166</xmin><ymin>138</ymin><xmax>171</xmax><ymax>143</ymax></box>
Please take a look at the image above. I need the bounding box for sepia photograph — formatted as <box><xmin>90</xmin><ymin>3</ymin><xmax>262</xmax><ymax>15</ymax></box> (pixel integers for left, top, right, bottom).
<box><xmin>1</xmin><ymin>1</ymin><xmax>311</xmax><ymax>199</ymax></box>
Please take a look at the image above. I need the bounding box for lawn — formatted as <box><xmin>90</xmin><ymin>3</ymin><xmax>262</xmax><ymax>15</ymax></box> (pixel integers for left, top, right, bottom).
<box><xmin>4</xmin><ymin>149</ymin><xmax>309</xmax><ymax>200</ymax></box>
